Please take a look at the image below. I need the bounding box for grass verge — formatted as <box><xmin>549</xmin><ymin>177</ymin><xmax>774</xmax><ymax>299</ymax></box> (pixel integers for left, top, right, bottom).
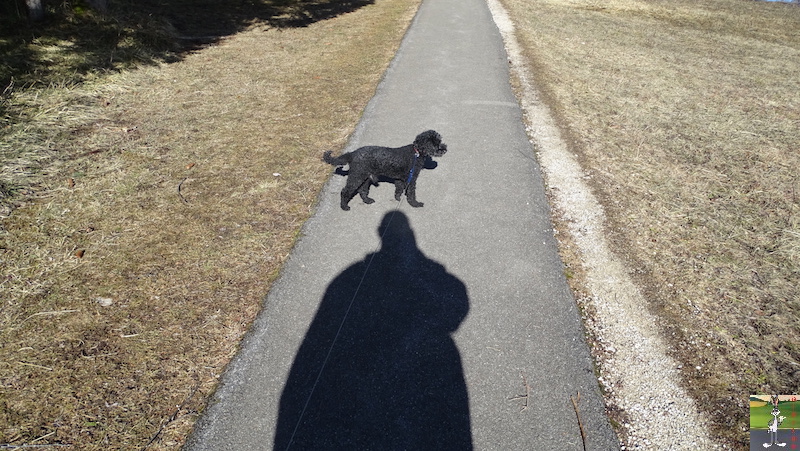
<box><xmin>0</xmin><ymin>0</ymin><xmax>421</xmax><ymax>448</ymax></box>
<box><xmin>500</xmin><ymin>0</ymin><xmax>800</xmax><ymax>446</ymax></box>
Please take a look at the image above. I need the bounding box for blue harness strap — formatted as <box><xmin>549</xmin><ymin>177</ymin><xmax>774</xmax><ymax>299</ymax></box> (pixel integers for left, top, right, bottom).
<box><xmin>406</xmin><ymin>151</ymin><xmax>419</xmax><ymax>184</ymax></box>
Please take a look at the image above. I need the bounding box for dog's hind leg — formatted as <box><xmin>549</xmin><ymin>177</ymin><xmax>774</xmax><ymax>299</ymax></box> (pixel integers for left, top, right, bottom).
<box><xmin>339</xmin><ymin>189</ymin><xmax>353</xmax><ymax>211</ymax></box>
<box><xmin>340</xmin><ymin>178</ymin><xmax>362</xmax><ymax>211</ymax></box>
<box><xmin>340</xmin><ymin>176</ymin><xmax>371</xmax><ymax>210</ymax></box>
<box><xmin>357</xmin><ymin>179</ymin><xmax>375</xmax><ymax>205</ymax></box>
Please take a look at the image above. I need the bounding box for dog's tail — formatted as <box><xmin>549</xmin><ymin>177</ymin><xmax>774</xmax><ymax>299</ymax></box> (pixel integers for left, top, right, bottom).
<box><xmin>322</xmin><ymin>150</ymin><xmax>352</xmax><ymax>167</ymax></box>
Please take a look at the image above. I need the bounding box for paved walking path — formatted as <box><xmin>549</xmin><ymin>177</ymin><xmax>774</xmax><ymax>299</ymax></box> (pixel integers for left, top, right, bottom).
<box><xmin>185</xmin><ymin>0</ymin><xmax>619</xmax><ymax>449</ymax></box>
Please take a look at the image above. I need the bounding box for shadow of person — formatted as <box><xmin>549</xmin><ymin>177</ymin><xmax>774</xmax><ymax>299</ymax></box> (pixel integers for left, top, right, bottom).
<box><xmin>274</xmin><ymin>211</ymin><xmax>473</xmax><ymax>450</ymax></box>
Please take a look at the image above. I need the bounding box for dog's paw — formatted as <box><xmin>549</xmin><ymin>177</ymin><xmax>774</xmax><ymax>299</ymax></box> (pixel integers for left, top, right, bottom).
<box><xmin>341</xmin><ymin>204</ymin><xmax>351</xmax><ymax>211</ymax></box>
<box><xmin>363</xmin><ymin>197</ymin><xmax>375</xmax><ymax>204</ymax></box>
<box><xmin>408</xmin><ymin>201</ymin><xmax>424</xmax><ymax>208</ymax></box>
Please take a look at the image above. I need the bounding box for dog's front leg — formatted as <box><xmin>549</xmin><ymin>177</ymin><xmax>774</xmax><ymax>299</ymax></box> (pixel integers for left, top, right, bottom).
<box><xmin>405</xmin><ymin>180</ymin><xmax>424</xmax><ymax>207</ymax></box>
<box><xmin>393</xmin><ymin>181</ymin><xmax>405</xmax><ymax>201</ymax></box>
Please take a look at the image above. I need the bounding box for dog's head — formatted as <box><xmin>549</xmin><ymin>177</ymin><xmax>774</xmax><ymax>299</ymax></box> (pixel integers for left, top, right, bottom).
<box><xmin>414</xmin><ymin>130</ymin><xmax>447</xmax><ymax>158</ymax></box>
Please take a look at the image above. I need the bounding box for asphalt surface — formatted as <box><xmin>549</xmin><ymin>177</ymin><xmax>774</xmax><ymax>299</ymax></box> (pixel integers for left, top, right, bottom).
<box><xmin>185</xmin><ymin>0</ymin><xmax>620</xmax><ymax>449</ymax></box>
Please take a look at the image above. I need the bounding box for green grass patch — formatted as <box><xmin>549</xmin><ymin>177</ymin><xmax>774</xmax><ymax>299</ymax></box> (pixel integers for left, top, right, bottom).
<box><xmin>751</xmin><ymin>401</ymin><xmax>800</xmax><ymax>429</ymax></box>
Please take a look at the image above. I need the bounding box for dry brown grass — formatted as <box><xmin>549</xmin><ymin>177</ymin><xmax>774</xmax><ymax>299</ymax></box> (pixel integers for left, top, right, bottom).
<box><xmin>0</xmin><ymin>0</ymin><xmax>421</xmax><ymax>448</ymax></box>
<box><xmin>500</xmin><ymin>0</ymin><xmax>800</xmax><ymax>446</ymax></box>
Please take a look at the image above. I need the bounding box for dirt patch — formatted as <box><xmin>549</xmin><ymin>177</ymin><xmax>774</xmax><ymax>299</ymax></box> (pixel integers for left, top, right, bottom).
<box><xmin>0</xmin><ymin>0</ymin><xmax>421</xmax><ymax>448</ymax></box>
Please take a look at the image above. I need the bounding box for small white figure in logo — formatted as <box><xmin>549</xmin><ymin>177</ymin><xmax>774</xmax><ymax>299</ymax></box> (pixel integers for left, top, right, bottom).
<box><xmin>764</xmin><ymin>395</ymin><xmax>787</xmax><ymax>448</ymax></box>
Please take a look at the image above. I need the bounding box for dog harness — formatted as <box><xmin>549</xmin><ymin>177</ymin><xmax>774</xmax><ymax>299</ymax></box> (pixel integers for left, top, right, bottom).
<box><xmin>407</xmin><ymin>147</ymin><xmax>420</xmax><ymax>184</ymax></box>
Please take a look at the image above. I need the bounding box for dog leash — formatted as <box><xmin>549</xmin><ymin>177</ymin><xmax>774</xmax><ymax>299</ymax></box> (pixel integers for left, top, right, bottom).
<box><xmin>284</xmin><ymin>201</ymin><xmax>405</xmax><ymax>450</ymax></box>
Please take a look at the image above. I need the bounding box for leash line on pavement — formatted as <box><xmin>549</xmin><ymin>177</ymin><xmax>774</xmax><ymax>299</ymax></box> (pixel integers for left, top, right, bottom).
<box><xmin>285</xmin><ymin>201</ymin><xmax>404</xmax><ymax>450</ymax></box>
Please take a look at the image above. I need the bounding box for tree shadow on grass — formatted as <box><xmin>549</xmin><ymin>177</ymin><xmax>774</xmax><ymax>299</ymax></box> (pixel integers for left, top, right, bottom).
<box><xmin>274</xmin><ymin>211</ymin><xmax>473</xmax><ymax>449</ymax></box>
<box><xmin>162</xmin><ymin>0</ymin><xmax>377</xmax><ymax>34</ymax></box>
<box><xmin>0</xmin><ymin>0</ymin><xmax>375</xmax><ymax>88</ymax></box>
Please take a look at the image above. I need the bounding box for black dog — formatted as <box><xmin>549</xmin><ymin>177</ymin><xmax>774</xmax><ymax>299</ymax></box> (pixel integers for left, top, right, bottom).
<box><xmin>323</xmin><ymin>130</ymin><xmax>447</xmax><ymax>211</ymax></box>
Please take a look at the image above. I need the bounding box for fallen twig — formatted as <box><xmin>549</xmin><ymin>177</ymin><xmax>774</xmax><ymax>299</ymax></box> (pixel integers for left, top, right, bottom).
<box><xmin>140</xmin><ymin>381</ymin><xmax>201</xmax><ymax>450</ymax></box>
<box><xmin>0</xmin><ymin>442</ymin><xmax>70</xmax><ymax>449</ymax></box>
<box><xmin>570</xmin><ymin>391</ymin><xmax>587</xmax><ymax>451</ymax></box>
<box><xmin>177</xmin><ymin>177</ymin><xmax>189</xmax><ymax>203</ymax></box>
<box><xmin>26</xmin><ymin>310</ymin><xmax>80</xmax><ymax>317</ymax></box>
<box><xmin>13</xmin><ymin>310</ymin><xmax>80</xmax><ymax>329</ymax></box>
<box><xmin>0</xmin><ymin>446</ymin><xmax>70</xmax><ymax>449</ymax></box>
<box><xmin>17</xmin><ymin>362</ymin><xmax>53</xmax><ymax>371</ymax></box>
<box><xmin>28</xmin><ymin>432</ymin><xmax>55</xmax><ymax>445</ymax></box>
<box><xmin>0</xmin><ymin>432</ymin><xmax>62</xmax><ymax>449</ymax></box>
